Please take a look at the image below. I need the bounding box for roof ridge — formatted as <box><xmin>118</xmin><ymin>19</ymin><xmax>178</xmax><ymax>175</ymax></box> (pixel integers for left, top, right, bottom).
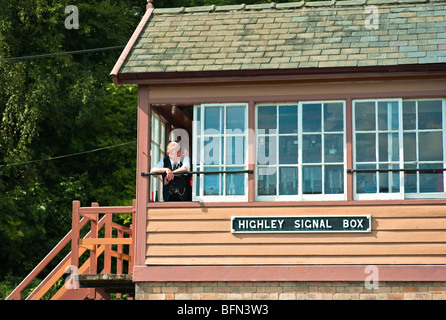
<box><xmin>153</xmin><ymin>0</ymin><xmax>445</xmax><ymax>14</ymax></box>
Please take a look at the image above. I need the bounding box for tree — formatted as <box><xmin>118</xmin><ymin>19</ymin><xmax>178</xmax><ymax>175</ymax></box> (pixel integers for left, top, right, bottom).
<box><xmin>0</xmin><ymin>0</ymin><xmax>144</xmax><ymax>278</ymax></box>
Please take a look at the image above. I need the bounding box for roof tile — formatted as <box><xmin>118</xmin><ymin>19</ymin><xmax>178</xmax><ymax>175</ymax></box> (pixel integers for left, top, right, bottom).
<box><xmin>118</xmin><ymin>0</ymin><xmax>446</xmax><ymax>74</ymax></box>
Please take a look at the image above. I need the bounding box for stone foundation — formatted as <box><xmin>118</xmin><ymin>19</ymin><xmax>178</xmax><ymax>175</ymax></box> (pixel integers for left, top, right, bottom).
<box><xmin>135</xmin><ymin>281</ymin><xmax>446</xmax><ymax>300</ymax></box>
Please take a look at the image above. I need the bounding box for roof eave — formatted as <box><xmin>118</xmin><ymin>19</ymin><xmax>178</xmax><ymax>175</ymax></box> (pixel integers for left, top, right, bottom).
<box><xmin>114</xmin><ymin>63</ymin><xmax>446</xmax><ymax>85</ymax></box>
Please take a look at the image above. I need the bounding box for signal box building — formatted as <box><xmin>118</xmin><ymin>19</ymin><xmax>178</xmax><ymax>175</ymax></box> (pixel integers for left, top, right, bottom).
<box><xmin>111</xmin><ymin>0</ymin><xmax>446</xmax><ymax>299</ymax></box>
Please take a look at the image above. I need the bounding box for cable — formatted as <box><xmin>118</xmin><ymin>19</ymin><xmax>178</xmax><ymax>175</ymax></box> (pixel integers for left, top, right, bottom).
<box><xmin>0</xmin><ymin>45</ymin><xmax>125</xmax><ymax>62</ymax></box>
<box><xmin>0</xmin><ymin>140</ymin><xmax>136</xmax><ymax>168</ymax></box>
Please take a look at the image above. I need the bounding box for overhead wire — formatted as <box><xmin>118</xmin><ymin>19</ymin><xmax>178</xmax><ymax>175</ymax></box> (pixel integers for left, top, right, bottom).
<box><xmin>0</xmin><ymin>45</ymin><xmax>125</xmax><ymax>62</ymax></box>
<box><xmin>0</xmin><ymin>140</ymin><xmax>137</xmax><ymax>168</ymax></box>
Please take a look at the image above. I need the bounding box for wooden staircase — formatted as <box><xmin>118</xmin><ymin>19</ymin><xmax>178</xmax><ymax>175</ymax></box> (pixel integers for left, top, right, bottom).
<box><xmin>6</xmin><ymin>200</ymin><xmax>136</xmax><ymax>300</ymax></box>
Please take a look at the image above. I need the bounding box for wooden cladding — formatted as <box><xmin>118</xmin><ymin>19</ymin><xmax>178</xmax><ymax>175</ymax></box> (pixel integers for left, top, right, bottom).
<box><xmin>145</xmin><ymin>203</ymin><xmax>446</xmax><ymax>265</ymax></box>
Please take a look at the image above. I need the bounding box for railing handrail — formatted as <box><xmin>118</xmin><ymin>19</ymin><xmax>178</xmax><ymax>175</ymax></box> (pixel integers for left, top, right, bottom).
<box><xmin>347</xmin><ymin>168</ymin><xmax>446</xmax><ymax>174</ymax></box>
<box><xmin>5</xmin><ymin>217</ymin><xmax>90</xmax><ymax>300</ymax></box>
<box><xmin>6</xmin><ymin>200</ymin><xmax>136</xmax><ymax>300</ymax></box>
<box><xmin>141</xmin><ymin>169</ymin><xmax>253</xmax><ymax>176</ymax></box>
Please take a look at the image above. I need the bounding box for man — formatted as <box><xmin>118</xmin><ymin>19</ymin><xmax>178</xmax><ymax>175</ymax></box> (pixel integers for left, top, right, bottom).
<box><xmin>150</xmin><ymin>141</ymin><xmax>191</xmax><ymax>201</ymax></box>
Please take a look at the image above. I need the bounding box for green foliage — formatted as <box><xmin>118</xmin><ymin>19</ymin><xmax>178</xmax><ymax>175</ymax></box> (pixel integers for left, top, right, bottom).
<box><xmin>0</xmin><ymin>0</ymin><xmax>143</xmax><ymax>279</ymax></box>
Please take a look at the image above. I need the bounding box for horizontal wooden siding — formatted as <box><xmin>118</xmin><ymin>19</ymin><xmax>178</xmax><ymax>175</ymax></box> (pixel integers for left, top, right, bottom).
<box><xmin>146</xmin><ymin>204</ymin><xmax>446</xmax><ymax>265</ymax></box>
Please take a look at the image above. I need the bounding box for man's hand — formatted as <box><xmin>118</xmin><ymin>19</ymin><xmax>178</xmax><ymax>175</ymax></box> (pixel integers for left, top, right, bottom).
<box><xmin>164</xmin><ymin>168</ymin><xmax>174</xmax><ymax>185</ymax></box>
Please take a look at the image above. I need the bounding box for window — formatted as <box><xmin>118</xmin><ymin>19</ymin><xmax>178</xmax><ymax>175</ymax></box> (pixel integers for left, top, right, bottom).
<box><xmin>150</xmin><ymin>112</ymin><xmax>166</xmax><ymax>201</ymax></box>
<box><xmin>193</xmin><ymin>103</ymin><xmax>248</xmax><ymax>201</ymax></box>
<box><xmin>256</xmin><ymin>101</ymin><xmax>346</xmax><ymax>201</ymax></box>
<box><xmin>403</xmin><ymin>99</ymin><xmax>445</xmax><ymax>198</ymax></box>
<box><xmin>353</xmin><ymin>99</ymin><xmax>445</xmax><ymax>200</ymax></box>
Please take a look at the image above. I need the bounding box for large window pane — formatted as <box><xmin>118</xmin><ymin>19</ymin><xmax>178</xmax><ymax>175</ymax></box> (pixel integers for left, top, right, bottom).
<box><xmin>418</xmin><ymin>132</ymin><xmax>443</xmax><ymax>161</ymax></box>
<box><xmin>419</xmin><ymin>164</ymin><xmax>444</xmax><ymax>193</ymax></box>
<box><xmin>203</xmin><ymin>168</ymin><xmax>222</xmax><ymax>196</ymax></box>
<box><xmin>356</xmin><ymin>133</ymin><xmax>376</xmax><ymax>162</ymax></box>
<box><xmin>355</xmin><ymin>102</ymin><xmax>375</xmax><ymax>131</ymax></box>
<box><xmin>279</xmin><ymin>105</ymin><xmax>298</xmax><ymax>134</ymax></box>
<box><xmin>204</xmin><ymin>107</ymin><xmax>222</xmax><ymax>133</ymax></box>
<box><xmin>324</xmin><ymin>103</ymin><xmax>344</xmax><ymax>132</ymax></box>
<box><xmin>378</xmin><ymin>101</ymin><xmax>399</xmax><ymax>131</ymax></box>
<box><xmin>302</xmin><ymin>134</ymin><xmax>321</xmax><ymax>163</ymax></box>
<box><xmin>226</xmin><ymin>136</ymin><xmax>245</xmax><ymax>165</ymax></box>
<box><xmin>324</xmin><ymin>134</ymin><xmax>343</xmax><ymax>163</ymax></box>
<box><xmin>403</xmin><ymin>101</ymin><xmax>416</xmax><ymax>130</ymax></box>
<box><xmin>279</xmin><ymin>136</ymin><xmax>298</xmax><ymax>164</ymax></box>
<box><xmin>356</xmin><ymin>164</ymin><xmax>377</xmax><ymax>194</ymax></box>
<box><xmin>258</xmin><ymin>106</ymin><xmax>276</xmax><ymax>131</ymax></box>
<box><xmin>226</xmin><ymin>167</ymin><xmax>245</xmax><ymax>195</ymax></box>
<box><xmin>279</xmin><ymin>167</ymin><xmax>298</xmax><ymax>195</ymax></box>
<box><xmin>418</xmin><ymin>100</ymin><xmax>442</xmax><ymax>129</ymax></box>
<box><xmin>257</xmin><ymin>168</ymin><xmax>277</xmax><ymax>195</ymax></box>
<box><xmin>403</xmin><ymin>133</ymin><xmax>416</xmax><ymax>162</ymax></box>
<box><xmin>226</xmin><ymin>107</ymin><xmax>245</xmax><ymax>131</ymax></box>
<box><xmin>302</xmin><ymin>104</ymin><xmax>321</xmax><ymax>132</ymax></box>
<box><xmin>325</xmin><ymin>165</ymin><xmax>344</xmax><ymax>194</ymax></box>
<box><xmin>303</xmin><ymin>165</ymin><xmax>322</xmax><ymax>194</ymax></box>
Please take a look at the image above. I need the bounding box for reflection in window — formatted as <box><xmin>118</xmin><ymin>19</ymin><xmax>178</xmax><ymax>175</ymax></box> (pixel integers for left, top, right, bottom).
<box><xmin>354</xmin><ymin>99</ymin><xmax>445</xmax><ymax>199</ymax></box>
<box><xmin>193</xmin><ymin>103</ymin><xmax>248</xmax><ymax>201</ymax></box>
<box><xmin>403</xmin><ymin>100</ymin><xmax>444</xmax><ymax>195</ymax></box>
<box><xmin>354</xmin><ymin>100</ymin><xmax>401</xmax><ymax>198</ymax></box>
<box><xmin>256</xmin><ymin>101</ymin><xmax>345</xmax><ymax>200</ymax></box>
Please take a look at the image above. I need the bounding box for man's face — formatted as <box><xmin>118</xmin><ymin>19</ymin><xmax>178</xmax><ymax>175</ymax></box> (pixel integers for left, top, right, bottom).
<box><xmin>169</xmin><ymin>146</ymin><xmax>181</xmax><ymax>160</ymax></box>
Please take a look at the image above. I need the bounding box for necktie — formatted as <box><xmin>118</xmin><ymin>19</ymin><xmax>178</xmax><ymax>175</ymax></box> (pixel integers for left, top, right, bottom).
<box><xmin>173</xmin><ymin>163</ymin><xmax>179</xmax><ymax>170</ymax></box>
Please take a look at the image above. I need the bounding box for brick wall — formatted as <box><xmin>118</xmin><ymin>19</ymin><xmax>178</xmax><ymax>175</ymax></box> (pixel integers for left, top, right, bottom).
<box><xmin>135</xmin><ymin>281</ymin><xmax>446</xmax><ymax>300</ymax></box>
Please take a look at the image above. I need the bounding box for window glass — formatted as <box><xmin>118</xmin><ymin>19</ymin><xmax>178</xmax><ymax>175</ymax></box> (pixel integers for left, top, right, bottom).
<box><xmin>258</xmin><ymin>106</ymin><xmax>276</xmax><ymax>131</ymax></box>
<box><xmin>279</xmin><ymin>105</ymin><xmax>298</xmax><ymax>134</ymax></box>
<box><xmin>418</xmin><ymin>100</ymin><xmax>442</xmax><ymax>130</ymax></box>
<box><xmin>194</xmin><ymin>104</ymin><xmax>248</xmax><ymax>201</ymax></box>
<box><xmin>303</xmin><ymin>165</ymin><xmax>322</xmax><ymax>194</ymax></box>
<box><xmin>324</xmin><ymin>103</ymin><xmax>344</xmax><ymax>132</ymax></box>
<box><xmin>302</xmin><ymin>103</ymin><xmax>321</xmax><ymax>132</ymax></box>
<box><xmin>226</xmin><ymin>107</ymin><xmax>246</xmax><ymax>131</ymax></box>
<box><xmin>355</xmin><ymin>98</ymin><xmax>445</xmax><ymax>199</ymax></box>
<box><xmin>403</xmin><ymin>100</ymin><xmax>444</xmax><ymax>196</ymax></box>
<box><xmin>324</xmin><ymin>134</ymin><xmax>343</xmax><ymax>163</ymax></box>
<box><xmin>302</xmin><ymin>134</ymin><xmax>321</xmax><ymax>163</ymax></box>
<box><xmin>354</xmin><ymin>100</ymin><xmax>401</xmax><ymax>198</ymax></box>
<box><xmin>256</xmin><ymin>101</ymin><xmax>345</xmax><ymax>200</ymax></box>
<box><xmin>204</xmin><ymin>107</ymin><xmax>222</xmax><ymax>133</ymax></box>
<box><xmin>279</xmin><ymin>167</ymin><xmax>298</xmax><ymax>195</ymax></box>
<box><xmin>279</xmin><ymin>136</ymin><xmax>298</xmax><ymax>164</ymax></box>
<box><xmin>355</xmin><ymin>102</ymin><xmax>375</xmax><ymax>131</ymax></box>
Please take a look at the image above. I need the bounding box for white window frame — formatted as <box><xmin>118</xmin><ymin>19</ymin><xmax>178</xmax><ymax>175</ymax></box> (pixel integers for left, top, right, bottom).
<box><xmin>150</xmin><ymin>112</ymin><xmax>166</xmax><ymax>201</ymax></box>
<box><xmin>353</xmin><ymin>98</ymin><xmax>446</xmax><ymax>200</ymax></box>
<box><xmin>353</xmin><ymin>98</ymin><xmax>404</xmax><ymax>200</ymax></box>
<box><xmin>193</xmin><ymin>103</ymin><xmax>249</xmax><ymax>202</ymax></box>
<box><xmin>403</xmin><ymin>98</ymin><xmax>446</xmax><ymax>199</ymax></box>
<box><xmin>255</xmin><ymin>101</ymin><xmax>347</xmax><ymax>202</ymax></box>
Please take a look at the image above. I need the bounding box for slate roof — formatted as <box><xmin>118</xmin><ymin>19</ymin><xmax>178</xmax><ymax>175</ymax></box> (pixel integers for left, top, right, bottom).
<box><xmin>115</xmin><ymin>0</ymin><xmax>446</xmax><ymax>75</ymax></box>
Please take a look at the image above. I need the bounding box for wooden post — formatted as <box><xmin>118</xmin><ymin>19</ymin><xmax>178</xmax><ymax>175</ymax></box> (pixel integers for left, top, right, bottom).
<box><xmin>104</xmin><ymin>213</ymin><xmax>112</xmax><ymax>274</ymax></box>
<box><xmin>89</xmin><ymin>202</ymin><xmax>99</xmax><ymax>275</ymax></box>
<box><xmin>135</xmin><ymin>85</ymin><xmax>151</xmax><ymax>268</ymax></box>
<box><xmin>129</xmin><ymin>199</ymin><xmax>136</xmax><ymax>272</ymax></box>
<box><xmin>117</xmin><ymin>229</ymin><xmax>123</xmax><ymax>274</ymax></box>
<box><xmin>89</xmin><ymin>202</ymin><xmax>99</xmax><ymax>299</ymax></box>
<box><xmin>71</xmin><ymin>201</ymin><xmax>80</xmax><ymax>269</ymax></box>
